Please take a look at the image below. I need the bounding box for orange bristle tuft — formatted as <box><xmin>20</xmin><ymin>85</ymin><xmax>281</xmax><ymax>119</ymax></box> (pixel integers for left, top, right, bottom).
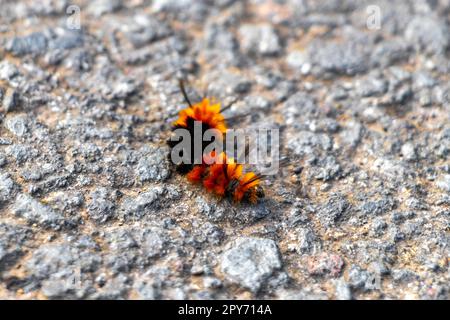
<box><xmin>173</xmin><ymin>98</ymin><xmax>227</xmax><ymax>134</ymax></box>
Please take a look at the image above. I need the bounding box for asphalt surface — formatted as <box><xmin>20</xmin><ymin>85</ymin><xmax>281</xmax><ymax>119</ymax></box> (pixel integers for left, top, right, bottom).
<box><xmin>0</xmin><ymin>0</ymin><xmax>449</xmax><ymax>299</ymax></box>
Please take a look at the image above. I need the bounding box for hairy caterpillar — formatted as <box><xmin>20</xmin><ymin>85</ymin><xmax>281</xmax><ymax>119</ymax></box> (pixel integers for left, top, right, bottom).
<box><xmin>167</xmin><ymin>80</ymin><xmax>264</xmax><ymax>204</ymax></box>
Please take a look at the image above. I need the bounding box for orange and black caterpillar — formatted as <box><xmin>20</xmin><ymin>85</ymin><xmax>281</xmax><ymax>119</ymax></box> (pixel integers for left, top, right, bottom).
<box><xmin>167</xmin><ymin>80</ymin><xmax>228</xmax><ymax>174</ymax></box>
<box><xmin>167</xmin><ymin>80</ymin><xmax>264</xmax><ymax>204</ymax></box>
<box><xmin>187</xmin><ymin>151</ymin><xmax>264</xmax><ymax>204</ymax></box>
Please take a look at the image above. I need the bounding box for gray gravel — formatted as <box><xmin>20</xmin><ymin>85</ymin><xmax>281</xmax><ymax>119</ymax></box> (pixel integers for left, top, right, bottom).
<box><xmin>0</xmin><ymin>0</ymin><xmax>449</xmax><ymax>300</ymax></box>
<box><xmin>221</xmin><ymin>237</ymin><xmax>282</xmax><ymax>293</ymax></box>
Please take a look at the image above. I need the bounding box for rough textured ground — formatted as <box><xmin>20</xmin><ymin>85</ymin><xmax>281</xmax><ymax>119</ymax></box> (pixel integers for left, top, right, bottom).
<box><xmin>0</xmin><ymin>0</ymin><xmax>449</xmax><ymax>300</ymax></box>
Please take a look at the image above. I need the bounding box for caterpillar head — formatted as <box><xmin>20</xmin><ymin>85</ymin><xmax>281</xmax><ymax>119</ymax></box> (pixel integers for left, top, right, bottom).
<box><xmin>244</xmin><ymin>185</ymin><xmax>265</xmax><ymax>204</ymax></box>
